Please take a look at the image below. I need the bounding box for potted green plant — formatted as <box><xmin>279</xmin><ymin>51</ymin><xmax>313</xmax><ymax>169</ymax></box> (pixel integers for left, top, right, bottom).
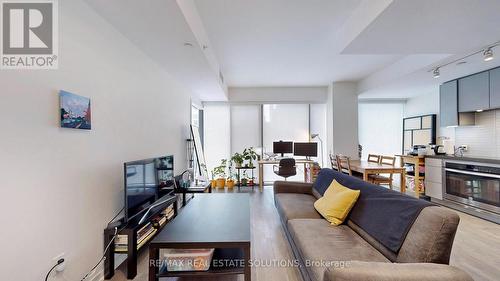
<box><xmin>243</xmin><ymin>147</ymin><xmax>259</xmax><ymax>168</ymax></box>
<box><xmin>231</xmin><ymin>152</ymin><xmax>244</xmax><ymax>168</ymax></box>
<box><xmin>240</xmin><ymin>170</ymin><xmax>248</xmax><ymax>186</ymax></box>
<box><xmin>226</xmin><ymin>160</ymin><xmax>235</xmax><ymax>189</ymax></box>
<box><xmin>209</xmin><ymin>169</ymin><xmax>216</xmax><ymax>189</ymax></box>
<box><xmin>213</xmin><ymin>159</ymin><xmax>227</xmax><ymax>188</ymax></box>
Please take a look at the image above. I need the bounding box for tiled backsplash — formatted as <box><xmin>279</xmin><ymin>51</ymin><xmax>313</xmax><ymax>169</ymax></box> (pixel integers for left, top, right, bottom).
<box><xmin>455</xmin><ymin>110</ymin><xmax>498</xmax><ymax>157</ymax></box>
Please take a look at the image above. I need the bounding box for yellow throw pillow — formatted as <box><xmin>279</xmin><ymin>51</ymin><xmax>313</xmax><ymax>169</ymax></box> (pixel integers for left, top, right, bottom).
<box><xmin>314</xmin><ymin>180</ymin><xmax>360</xmax><ymax>225</ymax></box>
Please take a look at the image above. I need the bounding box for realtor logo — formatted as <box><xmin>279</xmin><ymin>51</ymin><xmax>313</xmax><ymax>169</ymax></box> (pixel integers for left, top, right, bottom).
<box><xmin>1</xmin><ymin>0</ymin><xmax>58</xmax><ymax>69</ymax></box>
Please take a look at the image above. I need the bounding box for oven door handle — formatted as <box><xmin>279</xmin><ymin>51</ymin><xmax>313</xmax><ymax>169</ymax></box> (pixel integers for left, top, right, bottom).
<box><xmin>445</xmin><ymin>168</ymin><xmax>500</xmax><ymax>179</ymax></box>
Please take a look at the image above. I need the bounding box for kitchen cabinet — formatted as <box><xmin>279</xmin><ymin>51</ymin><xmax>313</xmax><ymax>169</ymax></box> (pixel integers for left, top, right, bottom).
<box><xmin>458</xmin><ymin>71</ymin><xmax>490</xmax><ymax>112</ymax></box>
<box><xmin>425</xmin><ymin>158</ymin><xmax>443</xmax><ymax>200</ymax></box>
<box><xmin>489</xmin><ymin>67</ymin><xmax>500</xmax><ymax>109</ymax></box>
<box><xmin>439</xmin><ymin>80</ymin><xmax>458</xmax><ymax>127</ymax></box>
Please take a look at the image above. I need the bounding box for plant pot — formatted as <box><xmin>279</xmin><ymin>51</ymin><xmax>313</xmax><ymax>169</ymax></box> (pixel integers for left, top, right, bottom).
<box><xmin>216</xmin><ymin>178</ymin><xmax>226</xmax><ymax>188</ymax></box>
<box><xmin>248</xmin><ymin>179</ymin><xmax>254</xmax><ymax>186</ymax></box>
<box><xmin>226</xmin><ymin>179</ymin><xmax>235</xmax><ymax>189</ymax></box>
<box><xmin>235</xmin><ymin>162</ymin><xmax>243</xmax><ymax>168</ymax></box>
<box><xmin>210</xmin><ymin>180</ymin><xmax>216</xmax><ymax>189</ymax></box>
<box><xmin>241</xmin><ymin>178</ymin><xmax>248</xmax><ymax>186</ymax></box>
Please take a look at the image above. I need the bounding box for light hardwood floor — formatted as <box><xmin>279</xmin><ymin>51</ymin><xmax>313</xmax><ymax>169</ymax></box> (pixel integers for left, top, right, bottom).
<box><xmin>110</xmin><ymin>186</ymin><xmax>500</xmax><ymax>281</ymax></box>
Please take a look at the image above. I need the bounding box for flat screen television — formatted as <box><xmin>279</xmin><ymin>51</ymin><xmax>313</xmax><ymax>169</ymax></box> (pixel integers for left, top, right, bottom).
<box><xmin>294</xmin><ymin>142</ymin><xmax>318</xmax><ymax>157</ymax></box>
<box><xmin>273</xmin><ymin>141</ymin><xmax>293</xmax><ymax>156</ymax></box>
<box><xmin>124</xmin><ymin>155</ymin><xmax>174</xmax><ymax>223</ymax></box>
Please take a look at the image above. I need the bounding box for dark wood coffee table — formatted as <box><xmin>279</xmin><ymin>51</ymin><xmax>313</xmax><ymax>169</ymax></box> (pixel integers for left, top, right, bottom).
<box><xmin>148</xmin><ymin>193</ymin><xmax>251</xmax><ymax>281</ymax></box>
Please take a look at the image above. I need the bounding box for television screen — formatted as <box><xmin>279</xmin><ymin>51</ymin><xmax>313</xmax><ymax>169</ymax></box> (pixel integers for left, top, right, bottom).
<box><xmin>294</xmin><ymin>142</ymin><xmax>318</xmax><ymax>157</ymax></box>
<box><xmin>273</xmin><ymin>141</ymin><xmax>293</xmax><ymax>155</ymax></box>
<box><xmin>124</xmin><ymin>155</ymin><xmax>174</xmax><ymax>223</ymax></box>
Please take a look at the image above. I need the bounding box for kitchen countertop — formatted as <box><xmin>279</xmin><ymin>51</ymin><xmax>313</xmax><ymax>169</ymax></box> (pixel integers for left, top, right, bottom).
<box><xmin>426</xmin><ymin>154</ymin><xmax>500</xmax><ymax>165</ymax></box>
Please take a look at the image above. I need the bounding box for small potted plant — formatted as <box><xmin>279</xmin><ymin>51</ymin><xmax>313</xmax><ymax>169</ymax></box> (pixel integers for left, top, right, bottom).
<box><xmin>213</xmin><ymin>159</ymin><xmax>227</xmax><ymax>188</ymax></box>
<box><xmin>209</xmin><ymin>170</ymin><xmax>216</xmax><ymax>189</ymax></box>
<box><xmin>226</xmin><ymin>160</ymin><xmax>235</xmax><ymax>189</ymax></box>
<box><xmin>240</xmin><ymin>170</ymin><xmax>248</xmax><ymax>186</ymax></box>
<box><xmin>231</xmin><ymin>152</ymin><xmax>244</xmax><ymax>168</ymax></box>
<box><xmin>248</xmin><ymin>176</ymin><xmax>255</xmax><ymax>186</ymax></box>
<box><xmin>243</xmin><ymin>147</ymin><xmax>259</xmax><ymax>168</ymax></box>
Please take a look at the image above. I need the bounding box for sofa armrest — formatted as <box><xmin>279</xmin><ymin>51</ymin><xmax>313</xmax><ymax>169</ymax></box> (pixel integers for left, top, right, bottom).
<box><xmin>273</xmin><ymin>181</ymin><xmax>313</xmax><ymax>195</ymax></box>
<box><xmin>323</xmin><ymin>262</ymin><xmax>473</xmax><ymax>281</ymax></box>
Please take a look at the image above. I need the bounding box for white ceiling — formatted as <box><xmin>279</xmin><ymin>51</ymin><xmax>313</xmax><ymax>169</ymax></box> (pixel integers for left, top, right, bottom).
<box><xmin>86</xmin><ymin>0</ymin><xmax>500</xmax><ymax>100</ymax></box>
<box><xmin>194</xmin><ymin>0</ymin><xmax>500</xmax><ymax>98</ymax></box>
<box><xmin>84</xmin><ymin>0</ymin><xmax>228</xmax><ymax>101</ymax></box>
<box><xmin>194</xmin><ymin>0</ymin><xmax>400</xmax><ymax>87</ymax></box>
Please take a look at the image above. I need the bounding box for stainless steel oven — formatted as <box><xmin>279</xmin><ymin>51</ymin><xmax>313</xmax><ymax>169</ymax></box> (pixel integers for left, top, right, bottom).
<box><xmin>444</xmin><ymin>162</ymin><xmax>500</xmax><ymax>214</ymax></box>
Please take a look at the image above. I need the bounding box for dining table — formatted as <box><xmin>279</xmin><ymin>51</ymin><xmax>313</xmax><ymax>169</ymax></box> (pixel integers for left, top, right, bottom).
<box><xmin>349</xmin><ymin>159</ymin><xmax>406</xmax><ymax>190</ymax></box>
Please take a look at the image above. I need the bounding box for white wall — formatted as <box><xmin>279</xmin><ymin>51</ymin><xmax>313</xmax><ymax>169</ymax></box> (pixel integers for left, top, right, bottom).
<box><xmin>203</xmin><ymin>103</ymin><xmax>231</xmax><ymax>177</ymax></box>
<box><xmin>229</xmin><ymin>87</ymin><xmax>328</xmax><ymax>103</ymax></box>
<box><xmin>404</xmin><ymin>89</ymin><xmax>455</xmax><ymax>146</ymax></box>
<box><xmin>0</xmin><ymin>1</ymin><xmax>191</xmax><ymax>281</ymax></box>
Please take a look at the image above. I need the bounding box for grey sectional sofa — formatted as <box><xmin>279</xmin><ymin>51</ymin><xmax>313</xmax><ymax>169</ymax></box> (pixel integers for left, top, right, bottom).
<box><xmin>274</xmin><ymin>168</ymin><xmax>473</xmax><ymax>281</ymax></box>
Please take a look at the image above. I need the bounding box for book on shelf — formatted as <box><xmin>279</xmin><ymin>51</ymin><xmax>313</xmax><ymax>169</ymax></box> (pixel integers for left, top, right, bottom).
<box><xmin>115</xmin><ymin>229</ymin><xmax>158</xmax><ymax>252</ymax></box>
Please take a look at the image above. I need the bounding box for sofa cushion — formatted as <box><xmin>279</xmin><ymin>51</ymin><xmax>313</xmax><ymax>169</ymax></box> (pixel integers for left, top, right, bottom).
<box><xmin>288</xmin><ymin>219</ymin><xmax>389</xmax><ymax>281</ymax></box>
<box><xmin>275</xmin><ymin>193</ymin><xmax>321</xmax><ymax>221</ymax></box>
<box><xmin>314</xmin><ymin>180</ymin><xmax>360</xmax><ymax>225</ymax></box>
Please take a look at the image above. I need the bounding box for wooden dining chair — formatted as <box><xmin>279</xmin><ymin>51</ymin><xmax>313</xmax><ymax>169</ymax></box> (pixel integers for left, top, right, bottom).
<box><xmin>329</xmin><ymin>154</ymin><xmax>339</xmax><ymax>171</ymax></box>
<box><xmin>336</xmin><ymin>155</ymin><xmax>354</xmax><ymax>176</ymax></box>
<box><xmin>367</xmin><ymin>154</ymin><xmax>380</xmax><ymax>164</ymax></box>
<box><xmin>369</xmin><ymin>156</ymin><xmax>396</xmax><ymax>189</ymax></box>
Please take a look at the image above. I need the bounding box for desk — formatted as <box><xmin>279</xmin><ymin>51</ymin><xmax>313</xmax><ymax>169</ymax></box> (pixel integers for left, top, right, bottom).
<box><xmin>349</xmin><ymin>160</ymin><xmax>406</xmax><ymax>190</ymax></box>
<box><xmin>258</xmin><ymin>159</ymin><xmax>314</xmax><ymax>191</ymax></box>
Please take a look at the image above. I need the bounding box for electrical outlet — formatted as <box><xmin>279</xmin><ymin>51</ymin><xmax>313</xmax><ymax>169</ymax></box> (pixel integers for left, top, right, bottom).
<box><xmin>53</xmin><ymin>253</ymin><xmax>66</xmax><ymax>272</ymax></box>
<box><xmin>459</xmin><ymin>145</ymin><xmax>469</xmax><ymax>152</ymax></box>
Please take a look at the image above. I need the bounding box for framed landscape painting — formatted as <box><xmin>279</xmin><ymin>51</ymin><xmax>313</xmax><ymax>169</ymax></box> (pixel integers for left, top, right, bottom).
<box><xmin>59</xmin><ymin>90</ymin><xmax>91</xmax><ymax>130</ymax></box>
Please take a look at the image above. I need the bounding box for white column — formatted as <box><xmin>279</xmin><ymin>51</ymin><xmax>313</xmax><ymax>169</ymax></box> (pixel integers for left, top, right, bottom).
<box><xmin>327</xmin><ymin>82</ymin><xmax>360</xmax><ymax>161</ymax></box>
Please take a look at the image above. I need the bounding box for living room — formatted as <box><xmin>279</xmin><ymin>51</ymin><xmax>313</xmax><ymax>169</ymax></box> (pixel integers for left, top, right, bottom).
<box><xmin>1</xmin><ymin>1</ymin><xmax>500</xmax><ymax>281</ymax></box>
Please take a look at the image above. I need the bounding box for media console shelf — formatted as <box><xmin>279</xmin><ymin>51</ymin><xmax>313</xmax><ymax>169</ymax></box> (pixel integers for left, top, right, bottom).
<box><xmin>104</xmin><ymin>195</ymin><xmax>178</xmax><ymax>280</ymax></box>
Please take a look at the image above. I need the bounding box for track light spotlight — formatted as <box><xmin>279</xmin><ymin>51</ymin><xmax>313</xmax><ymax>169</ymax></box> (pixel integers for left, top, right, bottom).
<box><xmin>484</xmin><ymin>48</ymin><xmax>494</xmax><ymax>61</ymax></box>
<box><xmin>433</xmin><ymin>68</ymin><xmax>440</xmax><ymax>78</ymax></box>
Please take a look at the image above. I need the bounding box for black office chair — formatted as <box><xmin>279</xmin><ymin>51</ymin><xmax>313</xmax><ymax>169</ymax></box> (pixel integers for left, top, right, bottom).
<box><xmin>273</xmin><ymin>158</ymin><xmax>297</xmax><ymax>180</ymax></box>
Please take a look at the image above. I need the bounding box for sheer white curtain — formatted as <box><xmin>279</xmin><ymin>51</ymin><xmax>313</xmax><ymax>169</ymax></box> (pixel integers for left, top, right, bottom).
<box><xmin>262</xmin><ymin>104</ymin><xmax>309</xmax><ymax>182</ymax></box>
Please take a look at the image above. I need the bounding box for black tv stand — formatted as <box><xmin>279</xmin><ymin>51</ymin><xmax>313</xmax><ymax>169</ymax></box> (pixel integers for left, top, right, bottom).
<box><xmin>103</xmin><ymin>195</ymin><xmax>178</xmax><ymax>280</ymax></box>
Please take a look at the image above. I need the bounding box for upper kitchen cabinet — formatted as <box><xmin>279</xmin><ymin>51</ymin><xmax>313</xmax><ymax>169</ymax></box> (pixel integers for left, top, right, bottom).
<box><xmin>458</xmin><ymin>71</ymin><xmax>490</xmax><ymax>112</ymax></box>
<box><xmin>489</xmin><ymin>67</ymin><xmax>500</xmax><ymax>109</ymax></box>
<box><xmin>440</xmin><ymin>80</ymin><xmax>458</xmax><ymax>127</ymax></box>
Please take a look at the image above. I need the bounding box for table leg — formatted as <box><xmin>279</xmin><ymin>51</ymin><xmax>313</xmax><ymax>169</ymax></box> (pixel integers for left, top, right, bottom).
<box><xmin>103</xmin><ymin>229</ymin><xmax>115</xmax><ymax>279</ymax></box>
<box><xmin>259</xmin><ymin>163</ymin><xmax>263</xmax><ymax>191</ymax></box>
<box><xmin>303</xmin><ymin>163</ymin><xmax>307</xmax><ymax>182</ymax></box>
<box><xmin>238</xmin><ymin>169</ymin><xmax>241</xmax><ymax>191</ymax></box>
<box><xmin>400</xmin><ymin>171</ymin><xmax>406</xmax><ymax>194</ymax></box>
<box><xmin>252</xmin><ymin>169</ymin><xmax>254</xmax><ymax>191</ymax></box>
<box><xmin>414</xmin><ymin>173</ymin><xmax>420</xmax><ymax>198</ymax></box>
<box><xmin>363</xmin><ymin>171</ymin><xmax>369</xmax><ymax>182</ymax></box>
<box><xmin>243</xmin><ymin>243</ymin><xmax>251</xmax><ymax>281</ymax></box>
<box><xmin>148</xmin><ymin>246</ymin><xmax>159</xmax><ymax>281</ymax></box>
<box><xmin>126</xmin><ymin>229</ymin><xmax>138</xmax><ymax>279</ymax></box>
